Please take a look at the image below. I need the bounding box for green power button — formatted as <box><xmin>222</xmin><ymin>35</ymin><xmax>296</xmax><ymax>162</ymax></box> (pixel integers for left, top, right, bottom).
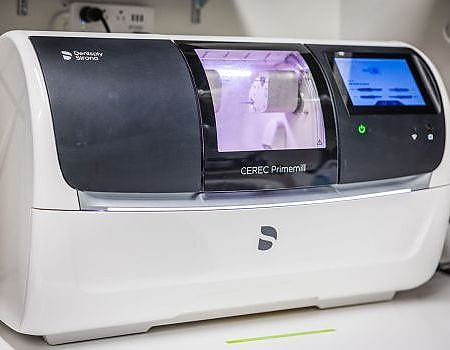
<box><xmin>357</xmin><ymin>123</ymin><xmax>367</xmax><ymax>135</ymax></box>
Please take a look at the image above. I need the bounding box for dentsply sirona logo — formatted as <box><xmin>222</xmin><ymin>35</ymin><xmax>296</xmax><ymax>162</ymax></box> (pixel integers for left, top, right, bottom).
<box><xmin>258</xmin><ymin>226</ymin><xmax>278</xmax><ymax>251</ymax></box>
<box><xmin>61</xmin><ymin>51</ymin><xmax>72</xmax><ymax>61</ymax></box>
<box><xmin>60</xmin><ymin>50</ymin><xmax>103</xmax><ymax>61</ymax></box>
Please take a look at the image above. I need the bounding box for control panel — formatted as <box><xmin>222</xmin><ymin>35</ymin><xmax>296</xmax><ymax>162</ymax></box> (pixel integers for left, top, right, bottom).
<box><xmin>307</xmin><ymin>44</ymin><xmax>445</xmax><ymax>183</ymax></box>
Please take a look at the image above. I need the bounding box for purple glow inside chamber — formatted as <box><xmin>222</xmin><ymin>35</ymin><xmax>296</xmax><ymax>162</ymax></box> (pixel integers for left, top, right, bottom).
<box><xmin>195</xmin><ymin>49</ymin><xmax>327</xmax><ymax>153</ymax></box>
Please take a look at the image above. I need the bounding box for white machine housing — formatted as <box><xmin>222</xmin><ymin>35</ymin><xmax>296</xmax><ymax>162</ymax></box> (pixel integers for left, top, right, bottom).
<box><xmin>0</xmin><ymin>31</ymin><xmax>449</xmax><ymax>345</ymax></box>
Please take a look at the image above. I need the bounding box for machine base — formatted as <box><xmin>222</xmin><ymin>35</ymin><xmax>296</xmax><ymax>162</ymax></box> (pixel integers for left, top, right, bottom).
<box><xmin>44</xmin><ymin>323</ymin><xmax>150</xmax><ymax>346</ymax></box>
<box><xmin>43</xmin><ymin>291</ymin><xmax>396</xmax><ymax>345</ymax></box>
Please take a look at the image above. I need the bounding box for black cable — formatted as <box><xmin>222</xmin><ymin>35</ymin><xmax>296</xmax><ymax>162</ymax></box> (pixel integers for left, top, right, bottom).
<box><xmin>438</xmin><ymin>264</ymin><xmax>450</xmax><ymax>275</ymax></box>
<box><xmin>79</xmin><ymin>6</ymin><xmax>111</xmax><ymax>33</ymax></box>
<box><xmin>100</xmin><ymin>16</ymin><xmax>111</xmax><ymax>33</ymax></box>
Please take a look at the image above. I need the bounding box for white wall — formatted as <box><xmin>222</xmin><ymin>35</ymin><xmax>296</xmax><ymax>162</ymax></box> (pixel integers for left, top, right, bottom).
<box><xmin>0</xmin><ymin>0</ymin><xmax>243</xmax><ymax>35</ymax></box>
<box><xmin>150</xmin><ymin>0</ymin><xmax>340</xmax><ymax>38</ymax></box>
<box><xmin>418</xmin><ymin>1</ymin><xmax>450</xmax><ymax>92</ymax></box>
<box><xmin>340</xmin><ymin>0</ymin><xmax>435</xmax><ymax>43</ymax></box>
<box><xmin>0</xmin><ymin>0</ymin><xmax>449</xmax><ymax>90</ymax></box>
<box><xmin>231</xmin><ymin>0</ymin><xmax>340</xmax><ymax>39</ymax></box>
<box><xmin>0</xmin><ymin>0</ymin><xmax>340</xmax><ymax>38</ymax></box>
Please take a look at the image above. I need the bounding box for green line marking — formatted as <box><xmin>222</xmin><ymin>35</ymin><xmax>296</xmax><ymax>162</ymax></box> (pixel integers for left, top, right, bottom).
<box><xmin>226</xmin><ymin>328</ymin><xmax>336</xmax><ymax>344</ymax></box>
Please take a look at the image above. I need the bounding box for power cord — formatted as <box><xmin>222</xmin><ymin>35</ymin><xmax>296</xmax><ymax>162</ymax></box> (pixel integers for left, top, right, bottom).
<box><xmin>79</xmin><ymin>6</ymin><xmax>111</xmax><ymax>33</ymax></box>
<box><xmin>438</xmin><ymin>220</ymin><xmax>450</xmax><ymax>275</ymax></box>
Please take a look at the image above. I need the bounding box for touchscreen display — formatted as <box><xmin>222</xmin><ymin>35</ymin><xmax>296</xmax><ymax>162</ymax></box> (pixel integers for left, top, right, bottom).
<box><xmin>334</xmin><ymin>57</ymin><xmax>426</xmax><ymax>106</ymax></box>
<box><xmin>196</xmin><ymin>49</ymin><xmax>327</xmax><ymax>152</ymax></box>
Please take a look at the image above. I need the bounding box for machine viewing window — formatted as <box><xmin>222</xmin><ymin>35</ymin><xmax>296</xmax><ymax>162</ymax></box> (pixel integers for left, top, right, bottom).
<box><xmin>195</xmin><ymin>49</ymin><xmax>327</xmax><ymax>153</ymax></box>
<box><xmin>334</xmin><ymin>57</ymin><xmax>426</xmax><ymax>106</ymax></box>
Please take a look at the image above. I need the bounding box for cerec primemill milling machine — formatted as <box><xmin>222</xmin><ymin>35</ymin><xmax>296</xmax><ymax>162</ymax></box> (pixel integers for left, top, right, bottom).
<box><xmin>0</xmin><ymin>31</ymin><xmax>449</xmax><ymax>344</ymax></box>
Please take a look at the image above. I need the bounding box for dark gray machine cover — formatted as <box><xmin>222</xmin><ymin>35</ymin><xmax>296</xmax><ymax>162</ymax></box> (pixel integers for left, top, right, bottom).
<box><xmin>30</xmin><ymin>37</ymin><xmax>202</xmax><ymax>193</ymax></box>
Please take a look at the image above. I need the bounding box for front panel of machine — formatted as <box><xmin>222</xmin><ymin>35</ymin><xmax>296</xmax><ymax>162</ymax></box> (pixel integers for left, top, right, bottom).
<box><xmin>308</xmin><ymin>45</ymin><xmax>445</xmax><ymax>183</ymax></box>
<box><xmin>29</xmin><ymin>36</ymin><xmax>445</xmax><ymax>194</ymax></box>
<box><xmin>179</xmin><ymin>42</ymin><xmax>338</xmax><ymax>191</ymax></box>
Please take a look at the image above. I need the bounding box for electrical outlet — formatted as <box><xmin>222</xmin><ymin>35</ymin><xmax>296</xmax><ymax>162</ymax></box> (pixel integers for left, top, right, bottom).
<box><xmin>68</xmin><ymin>2</ymin><xmax>154</xmax><ymax>33</ymax></box>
